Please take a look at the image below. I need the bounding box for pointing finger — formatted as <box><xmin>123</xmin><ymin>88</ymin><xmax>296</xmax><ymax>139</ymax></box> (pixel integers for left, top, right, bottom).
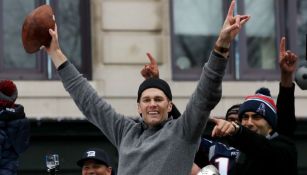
<box><xmin>227</xmin><ymin>0</ymin><xmax>236</xmax><ymax>18</ymax></box>
<box><xmin>146</xmin><ymin>53</ymin><xmax>157</xmax><ymax>65</ymax></box>
<box><xmin>280</xmin><ymin>37</ymin><xmax>286</xmax><ymax>58</ymax></box>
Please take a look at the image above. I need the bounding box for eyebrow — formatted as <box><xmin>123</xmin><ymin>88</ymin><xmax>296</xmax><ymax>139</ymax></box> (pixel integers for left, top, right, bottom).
<box><xmin>141</xmin><ymin>95</ymin><xmax>166</xmax><ymax>99</ymax></box>
<box><xmin>252</xmin><ymin>113</ymin><xmax>260</xmax><ymax>117</ymax></box>
<box><xmin>243</xmin><ymin>113</ymin><xmax>261</xmax><ymax>117</ymax></box>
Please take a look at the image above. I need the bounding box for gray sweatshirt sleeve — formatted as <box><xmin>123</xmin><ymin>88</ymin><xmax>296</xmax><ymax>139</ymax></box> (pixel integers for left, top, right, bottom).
<box><xmin>57</xmin><ymin>63</ymin><xmax>132</xmax><ymax>147</ymax></box>
<box><xmin>179</xmin><ymin>51</ymin><xmax>228</xmax><ymax>141</ymax></box>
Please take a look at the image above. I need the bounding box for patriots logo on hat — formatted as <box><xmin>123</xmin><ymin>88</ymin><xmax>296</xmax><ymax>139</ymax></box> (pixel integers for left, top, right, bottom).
<box><xmin>86</xmin><ymin>151</ymin><xmax>96</xmax><ymax>157</ymax></box>
<box><xmin>256</xmin><ymin>103</ymin><xmax>266</xmax><ymax>117</ymax></box>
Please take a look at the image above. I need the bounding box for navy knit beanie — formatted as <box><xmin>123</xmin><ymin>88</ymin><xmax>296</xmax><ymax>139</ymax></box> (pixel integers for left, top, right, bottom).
<box><xmin>239</xmin><ymin>93</ymin><xmax>277</xmax><ymax>130</ymax></box>
<box><xmin>137</xmin><ymin>78</ymin><xmax>181</xmax><ymax>119</ymax></box>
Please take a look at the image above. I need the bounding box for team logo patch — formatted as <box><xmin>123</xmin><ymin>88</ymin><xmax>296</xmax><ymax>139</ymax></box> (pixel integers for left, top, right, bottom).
<box><xmin>86</xmin><ymin>151</ymin><xmax>96</xmax><ymax>157</ymax></box>
<box><xmin>256</xmin><ymin>103</ymin><xmax>266</xmax><ymax>116</ymax></box>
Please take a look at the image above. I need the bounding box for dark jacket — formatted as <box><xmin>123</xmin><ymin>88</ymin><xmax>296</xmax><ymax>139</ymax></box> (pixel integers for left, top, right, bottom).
<box><xmin>277</xmin><ymin>83</ymin><xmax>296</xmax><ymax>137</ymax></box>
<box><xmin>0</xmin><ymin>104</ymin><xmax>30</xmax><ymax>175</ymax></box>
<box><xmin>230</xmin><ymin>127</ymin><xmax>297</xmax><ymax>175</ymax></box>
<box><xmin>228</xmin><ymin>84</ymin><xmax>297</xmax><ymax>175</ymax></box>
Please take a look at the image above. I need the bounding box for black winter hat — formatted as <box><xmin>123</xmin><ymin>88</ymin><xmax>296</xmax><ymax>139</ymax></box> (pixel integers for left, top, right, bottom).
<box><xmin>137</xmin><ymin>78</ymin><xmax>172</xmax><ymax>102</ymax></box>
<box><xmin>225</xmin><ymin>104</ymin><xmax>241</xmax><ymax>120</ymax></box>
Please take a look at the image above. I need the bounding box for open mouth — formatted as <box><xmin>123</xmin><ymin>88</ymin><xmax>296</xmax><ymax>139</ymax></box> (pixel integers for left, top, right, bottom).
<box><xmin>148</xmin><ymin>111</ymin><xmax>159</xmax><ymax>117</ymax></box>
<box><xmin>148</xmin><ymin>111</ymin><xmax>158</xmax><ymax>115</ymax></box>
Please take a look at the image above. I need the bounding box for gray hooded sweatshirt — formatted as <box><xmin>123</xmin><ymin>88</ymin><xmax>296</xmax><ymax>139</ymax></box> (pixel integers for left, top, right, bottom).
<box><xmin>58</xmin><ymin>51</ymin><xmax>227</xmax><ymax>175</ymax></box>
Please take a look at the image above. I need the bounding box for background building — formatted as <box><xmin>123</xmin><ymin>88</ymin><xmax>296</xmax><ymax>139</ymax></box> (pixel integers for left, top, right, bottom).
<box><xmin>0</xmin><ymin>0</ymin><xmax>306</xmax><ymax>174</ymax></box>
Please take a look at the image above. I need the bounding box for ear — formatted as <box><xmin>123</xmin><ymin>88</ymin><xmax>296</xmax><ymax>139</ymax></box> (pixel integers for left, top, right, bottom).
<box><xmin>137</xmin><ymin>103</ymin><xmax>142</xmax><ymax>114</ymax></box>
<box><xmin>168</xmin><ymin>101</ymin><xmax>173</xmax><ymax>113</ymax></box>
<box><xmin>266</xmin><ymin>123</ymin><xmax>273</xmax><ymax>135</ymax></box>
<box><xmin>107</xmin><ymin>167</ymin><xmax>112</xmax><ymax>174</ymax></box>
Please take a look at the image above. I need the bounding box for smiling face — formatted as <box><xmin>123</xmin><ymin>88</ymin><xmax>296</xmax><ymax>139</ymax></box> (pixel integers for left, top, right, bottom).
<box><xmin>241</xmin><ymin>111</ymin><xmax>272</xmax><ymax>136</ymax></box>
<box><xmin>137</xmin><ymin>88</ymin><xmax>172</xmax><ymax>128</ymax></box>
<box><xmin>82</xmin><ymin>160</ymin><xmax>112</xmax><ymax>175</ymax></box>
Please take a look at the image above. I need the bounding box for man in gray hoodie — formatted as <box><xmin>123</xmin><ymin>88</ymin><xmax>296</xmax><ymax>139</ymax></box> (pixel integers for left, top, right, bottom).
<box><xmin>44</xmin><ymin>1</ymin><xmax>249</xmax><ymax>174</ymax></box>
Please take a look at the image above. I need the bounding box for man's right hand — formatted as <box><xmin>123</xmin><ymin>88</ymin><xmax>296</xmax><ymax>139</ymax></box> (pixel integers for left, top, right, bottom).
<box><xmin>214</xmin><ymin>0</ymin><xmax>250</xmax><ymax>58</ymax></box>
<box><xmin>211</xmin><ymin>118</ymin><xmax>236</xmax><ymax>137</ymax></box>
<box><xmin>44</xmin><ymin>23</ymin><xmax>67</xmax><ymax>69</ymax></box>
<box><xmin>279</xmin><ymin>37</ymin><xmax>298</xmax><ymax>87</ymax></box>
<box><xmin>140</xmin><ymin>53</ymin><xmax>159</xmax><ymax>79</ymax></box>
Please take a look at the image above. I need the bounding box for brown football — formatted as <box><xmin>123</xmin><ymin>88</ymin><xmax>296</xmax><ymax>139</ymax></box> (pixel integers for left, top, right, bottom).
<box><xmin>22</xmin><ymin>5</ymin><xmax>55</xmax><ymax>54</ymax></box>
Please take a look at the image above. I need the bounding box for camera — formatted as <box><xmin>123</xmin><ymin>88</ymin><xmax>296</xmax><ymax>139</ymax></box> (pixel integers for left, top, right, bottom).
<box><xmin>295</xmin><ymin>34</ymin><xmax>307</xmax><ymax>90</ymax></box>
<box><xmin>295</xmin><ymin>61</ymin><xmax>307</xmax><ymax>90</ymax></box>
<box><xmin>45</xmin><ymin>154</ymin><xmax>59</xmax><ymax>175</ymax></box>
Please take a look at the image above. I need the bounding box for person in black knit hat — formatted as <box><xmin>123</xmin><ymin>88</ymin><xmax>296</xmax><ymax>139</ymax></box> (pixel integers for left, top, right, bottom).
<box><xmin>225</xmin><ymin>104</ymin><xmax>241</xmax><ymax>122</ymax></box>
<box><xmin>0</xmin><ymin>80</ymin><xmax>30</xmax><ymax>175</ymax></box>
<box><xmin>140</xmin><ymin>38</ymin><xmax>297</xmax><ymax>175</ymax></box>
<box><xmin>45</xmin><ymin>1</ymin><xmax>250</xmax><ymax>174</ymax></box>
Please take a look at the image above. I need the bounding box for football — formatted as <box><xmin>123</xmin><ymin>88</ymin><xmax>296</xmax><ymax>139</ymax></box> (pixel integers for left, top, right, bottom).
<box><xmin>21</xmin><ymin>5</ymin><xmax>55</xmax><ymax>54</ymax></box>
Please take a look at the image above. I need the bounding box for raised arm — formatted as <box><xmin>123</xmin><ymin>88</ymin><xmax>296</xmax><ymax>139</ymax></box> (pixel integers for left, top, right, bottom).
<box><xmin>181</xmin><ymin>0</ymin><xmax>250</xmax><ymax>141</ymax></box>
<box><xmin>277</xmin><ymin>37</ymin><xmax>297</xmax><ymax>137</ymax></box>
<box><xmin>44</xmin><ymin>23</ymin><xmax>130</xmax><ymax>147</ymax></box>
